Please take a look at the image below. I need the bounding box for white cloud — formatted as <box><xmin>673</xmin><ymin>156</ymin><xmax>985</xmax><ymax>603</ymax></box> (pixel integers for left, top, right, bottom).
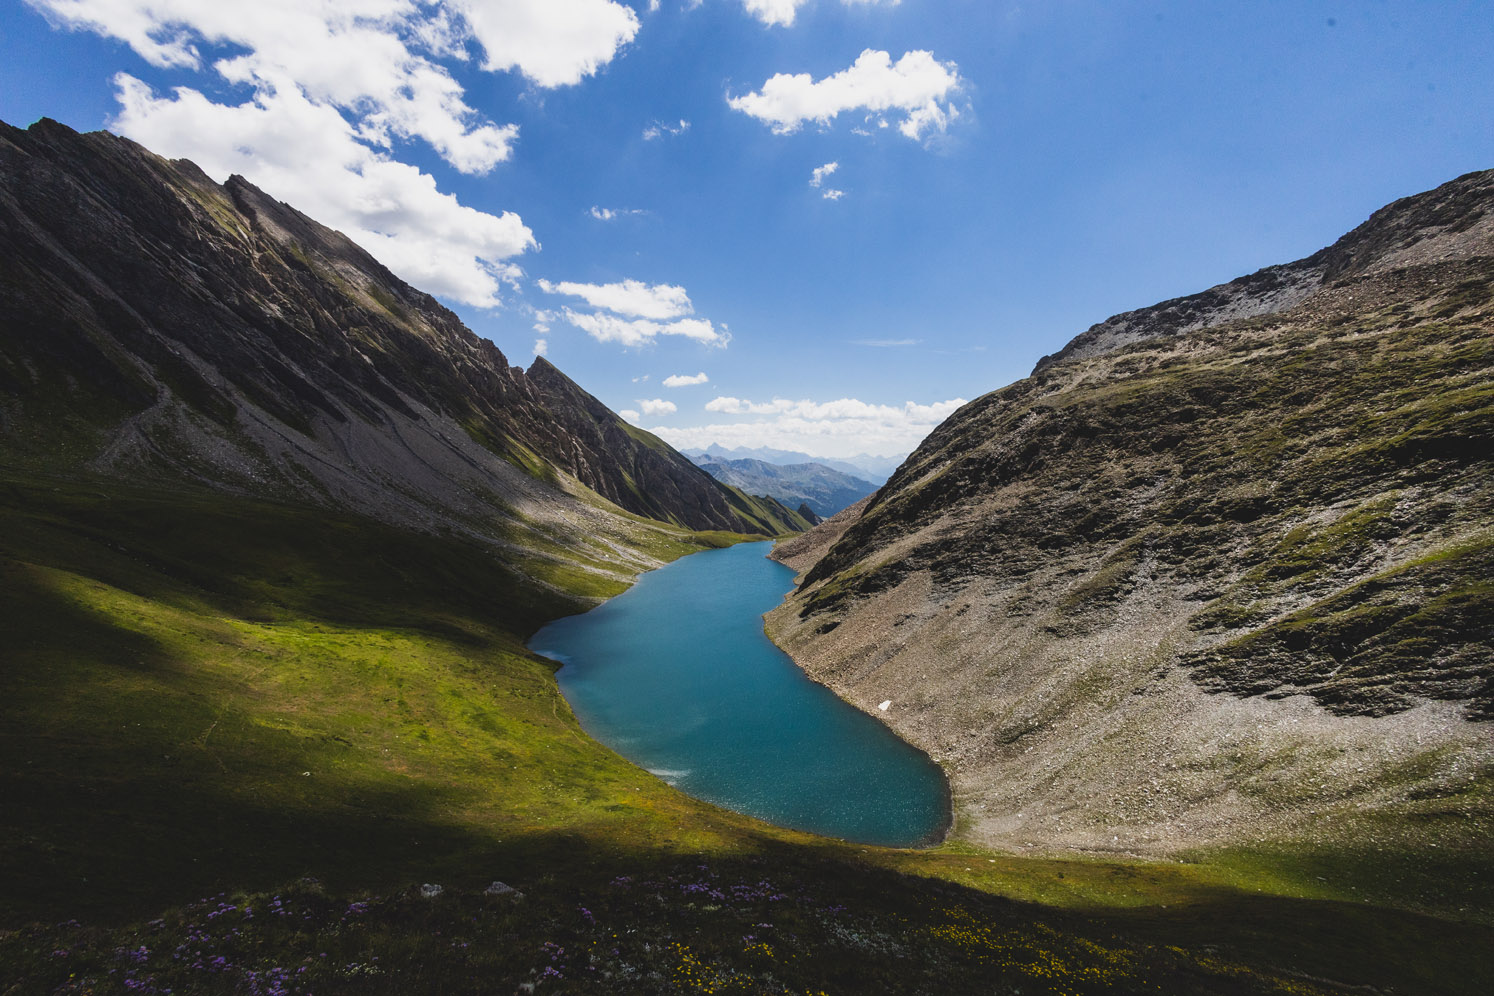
<box><xmin>657</xmin><ymin>395</ymin><xmax>966</xmax><ymax>459</ymax></box>
<box><xmin>562</xmin><ymin>310</ymin><xmax>728</xmax><ymax>348</ymax></box>
<box><xmin>533</xmin><ymin>337</ymin><xmax>548</xmax><ymax>356</ymax></box>
<box><xmin>29</xmin><ymin>0</ymin><xmax>645</xmax><ymax>309</ymax></box>
<box><xmin>112</xmin><ymin>75</ymin><xmax>534</xmax><ymax>307</ymax></box>
<box><xmin>741</xmin><ymin>0</ymin><xmax>808</xmax><ymax>26</ymax></box>
<box><xmin>618</xmin><ymin>408</ymin><xmax>641</xmax><ymax>423</ymax></box>
<box><xmin>538</xmin><ymin>278</ymin><xmax>693</xmax><ymax>320</ymax></box>
<box><xmin>663</xmin><ymin>371</ymin><xmax>709</xmax><ymax>387</ymax></box>
<box><xmin>33</xmin><ymin>1</ymin><xmax>639</xmax><ymax>94</ymax></box>
<box><xmin>822</xmin><ymin>188</ymin><xmax>845</xmax><ymax>200</ymax></box>
<box><xmin>899</xmin><ymin>98</ymin><xmax>958</xmax><ymax>140</ymax></box>
<box><xmin>450</xmin><ymin>0</ymin><xmax>639</xmax><ymax>88</ymax></box>
<box><xmin>809</xmin><ymin>161</ymin><xmax>838</xmax><ymax>187</ymax></box>
<box><xmin>739</xmin><ymin>0</ymin><xmax>901</xmax><ymax>27</ymax></box>
<box><xmin>589</xmin><ymin>205</ymin><xmax>644</xmax><ymax>220</ymax></box>
<box><xmin>35</xmin><ymin>0</ymin><xmax>514</xmax><ymax>174</ymax></box>
<box><xmin>642</xmin><ymin>118</ymin><xmax>690</xmax><ymax>140</ymax></box>
<box><xmin>638</xmin><ymin>398</ymin><xmax>678</xmax><ymax>416</ymax></box>
<box><xmin>728</xmin><ymin>49</ymin><xmax>961</xmax><ymax>141</ymax></box>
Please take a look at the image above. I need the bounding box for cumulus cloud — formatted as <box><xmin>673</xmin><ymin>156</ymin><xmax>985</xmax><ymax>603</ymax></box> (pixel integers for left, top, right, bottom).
<box><xmin>538</xmin><ymin>279</ymin><xmax>693</xmax><ymax>320</ymax></box>
<box><xmin>112</xmin><ymin>75</ymin><xmax>534</xmax><ymax>306</ymax></box>
<box><xmin>449</xmin><ymin>0</ymin><xmax>639</xmax><ymax>88</ymax></box>
<box><xmin>28</xmin><ymin>0</ymin><xmax>643</xmax><ymax>307</ymax></box>
<box><xmin>638</xmin><ymin>398</ymin><xmax>678</xmax><ymax>416</ymax></box>
<box><xmin>29</xmin><ymin>1</ymin><xmax>635</xmax><ymax>170</ymax></box>
<box><xmin>657</xmin><ymin>395</ymin><xmax>965</xmax><ymax>459</ymax></box>
<box><xmin>539</xmin><ymin>276</ymin><xmax>729</xmax><ymax>349</ymax></box>
<box><xmin>821</xmin><ymin>188</ymin><xmax>845</xmax><ymax>200</ymax></box>
<box><xmin>663</xmin><ymin>371</ymin><xmax>709</xmax><ymax>387</ymax></box>
<box><xmin>740</xmin><ymin>0</ymin><xmax>808</xmax><ymax>25</ymax></box>
<box><xmin>728</xmin><ymin>48</ymin><xmax>961</xmax><ymax>141</ymax></box>
<box><xmin>562</xmin><ymin>310</ymin><xmax>728</xmax><ymax>348</ymax></box>
<box><xmin>533</xmin><ymin>337</ymin><xmax>548</xmax><ymax>356</ymax></box>
<box><xmin>739</xmin><ymin>0</ymin><xmax>900</xmax><ymax>27</ymax></box>
<box><xmin>618</xmin><ymin>408</ymin><xmax>642</xmax><ymax>423</ymax></box>
<box><xmin>642</xmin><ymin>118</ymin><xmax>690</xmax><ymax>140</ymax></box>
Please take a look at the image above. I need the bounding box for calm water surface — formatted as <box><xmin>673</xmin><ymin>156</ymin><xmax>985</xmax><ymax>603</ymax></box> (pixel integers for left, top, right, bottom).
<box><xmin>529</xmin><ymin>541</ymin><xmax>949</xmax><ymax>847</ymax></box>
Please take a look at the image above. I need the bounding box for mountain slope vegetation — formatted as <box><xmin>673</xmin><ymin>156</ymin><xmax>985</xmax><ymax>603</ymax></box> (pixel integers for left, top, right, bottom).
<box><xmin>1</xmin><ymin>119</ymin><xmax>1490</xmax><ymax>993</ymax></box>
<box><xmin>770</xmin><ymin>170</ymin><xmax>1494</xmax><ymax>896</ymax></box>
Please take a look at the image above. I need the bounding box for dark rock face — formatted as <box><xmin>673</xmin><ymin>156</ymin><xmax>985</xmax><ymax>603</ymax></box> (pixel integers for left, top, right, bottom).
<box><xmin>696</xmin><ymin>457</ymin><xmax>876</xmax><ymax>517</ymax></box>
<box><xmin>794</xmin><ymin>168</ymin><xmax>1494</xmax><ymax>721</ymax></box>
<box><xmin>0</xmin><ymin>118</ymin><xmax>793</xmax><ymax>536</ymax></box>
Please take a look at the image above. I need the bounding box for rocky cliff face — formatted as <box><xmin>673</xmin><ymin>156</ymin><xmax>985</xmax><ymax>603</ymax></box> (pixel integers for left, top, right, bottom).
<box><xmin>0</xmin><ymin>119</ymin><xmax>804</xmax><ymax>568</ymax></box>
<box><xmin>770</xmin><ymin>170</ymin><xmax>1494</xmax><ymax>859</ymax></box>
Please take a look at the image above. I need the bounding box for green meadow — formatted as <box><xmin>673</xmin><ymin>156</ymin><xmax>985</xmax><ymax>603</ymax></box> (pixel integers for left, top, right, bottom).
<box><xmin>1</xmin><ymin>476</ymin><xmax>1489</xmax><ymax>994</ymax></box>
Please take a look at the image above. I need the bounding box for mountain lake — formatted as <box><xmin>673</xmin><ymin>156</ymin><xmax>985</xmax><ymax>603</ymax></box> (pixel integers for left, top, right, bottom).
<box><xmin>529</xmin><ymin>541</ymin><xmax>950</xmax><ymax>847</ymax></box>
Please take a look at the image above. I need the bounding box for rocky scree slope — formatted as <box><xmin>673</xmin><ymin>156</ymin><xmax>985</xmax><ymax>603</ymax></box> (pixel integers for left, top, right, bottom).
<box><xmin>0</xmin><ymin>119</ymin><xmax>806</xmax><ymax>579</ymax></box>
<box><xmin>770</xmin><ymin>169</ymin><xmax>1494</xmax><ymax>861</ymax></box>
<box><xmin>696</xmin><ymin>456</ymin><xmax>877</xmax><ymax>518</ymax></box>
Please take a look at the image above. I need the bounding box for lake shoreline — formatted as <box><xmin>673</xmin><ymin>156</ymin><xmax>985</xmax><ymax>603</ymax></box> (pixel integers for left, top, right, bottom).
<box><xmin>756</xmin><ymin>609</ymin><xmax>955</xmax><ymax>850</ymax></box>
<box><xmin>531</xmin><ymin>540</ymin><xmax>951</xmax><ymax>848</ymax></box>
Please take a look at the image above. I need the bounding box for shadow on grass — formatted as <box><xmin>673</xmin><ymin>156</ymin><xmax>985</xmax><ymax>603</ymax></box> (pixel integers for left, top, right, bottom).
<box><xmin>2</xmin><ymin>476</ymin><xmax>1491</xmax><ymax>994</ymax></box>
<box><xmin>0</xmin><ymin>477</ymin><xmax>583</xmax><ymax>643</ymax></box>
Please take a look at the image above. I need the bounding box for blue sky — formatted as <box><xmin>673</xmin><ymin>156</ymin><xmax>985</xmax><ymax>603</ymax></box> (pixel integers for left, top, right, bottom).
<box><xmin>4</xmin><ymin>1</ymin><xmax>1492</xmax><ymax>459</ymax></box>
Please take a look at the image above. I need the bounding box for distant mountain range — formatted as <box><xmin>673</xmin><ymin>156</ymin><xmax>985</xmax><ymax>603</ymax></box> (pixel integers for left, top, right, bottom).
<box><xmin>682</xmin><ymin>444</ymin><xmax>903</xmax><ymax>485</ymax></box>
<box><xmin>692</xmin><ymin>456</ymin><xmax>877</xmax><ymax>518</ymax></box>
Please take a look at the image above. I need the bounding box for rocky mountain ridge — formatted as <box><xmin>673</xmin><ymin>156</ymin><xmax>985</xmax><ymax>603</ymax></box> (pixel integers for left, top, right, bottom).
<box><xmin>1035</xmin><ymin>167</ymin><xmax>1494</xmax><ymax>371</ymax></box>
<box><xmin>685</xmin><ymin>444</ymin><xmax>901</xmax><ymax>485</ymax></box>
<box><xmin>0</xmin><ymin>119</ymin><xmax>807</xmax><ymax>588</ymax></box>
<box><xmin>694</xmin><ymin>456</ymin><xmax>877</xmax><ymax>518</ymax></box>
<box><xmin>769</xmin><ymin>169</ymin><xmax>1494</xmax><ymax>861</ymax></box>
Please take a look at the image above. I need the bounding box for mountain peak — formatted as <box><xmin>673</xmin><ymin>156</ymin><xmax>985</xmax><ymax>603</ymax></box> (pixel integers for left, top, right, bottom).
<box><xmin>0</xmin><ymin>116</ymin><xmax>805</xmax><ymax>540</ymax></box>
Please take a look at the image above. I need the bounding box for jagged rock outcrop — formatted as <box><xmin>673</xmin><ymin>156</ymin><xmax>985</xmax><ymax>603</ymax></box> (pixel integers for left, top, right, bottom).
<box><xmin>770</xmin><ymin>170</ymin><xmax>1494</xmax><ymax>859</ymax></box>
<box><xmin>0</xmin><ymin>119</ymin><xmax>806</xmax><ymax>556</ymax></box>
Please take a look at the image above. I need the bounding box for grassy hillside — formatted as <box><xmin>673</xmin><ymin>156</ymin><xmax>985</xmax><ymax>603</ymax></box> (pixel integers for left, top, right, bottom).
<box><xmin>2</xmin><ymin>476</ymin><xmax>1492</xmax><ymax>994</ymax></box>
<box><xmin>0</xmin><ymin>474</ymin><xmax>763</xmax><ymax>924</ymax></box>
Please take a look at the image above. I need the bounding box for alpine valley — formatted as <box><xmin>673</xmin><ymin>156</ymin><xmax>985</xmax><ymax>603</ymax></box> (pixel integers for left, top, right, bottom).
<box><xmin>2</xmin><ymin>119</ymin><xmax>1491</xmax><ymax>995</ymax></box>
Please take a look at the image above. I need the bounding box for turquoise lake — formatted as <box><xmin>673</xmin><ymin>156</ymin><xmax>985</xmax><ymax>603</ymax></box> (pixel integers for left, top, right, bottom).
<box><xmin>529</xmin><ymin>541</ymin><xmax>950</xmax><ymax>847</ymax></box>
